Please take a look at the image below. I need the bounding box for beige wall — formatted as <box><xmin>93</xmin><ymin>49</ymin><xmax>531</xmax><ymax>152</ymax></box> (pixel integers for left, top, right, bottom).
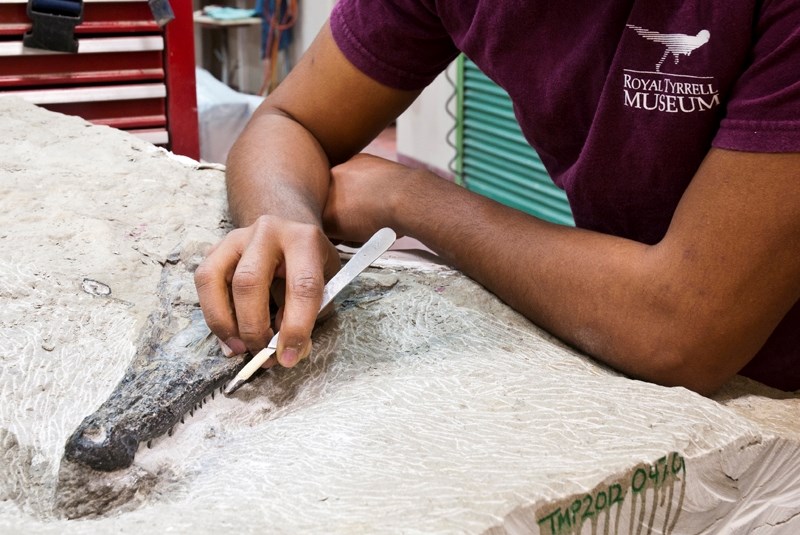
<box><xmin>396</xmin><ymin>65</ymin><xmax>457</xmax><ymax>178</ymax></box>
<box><xmin>289</xmin><ymin>0</ymin><xmax>337</xmax><ymax>66</ymax></box>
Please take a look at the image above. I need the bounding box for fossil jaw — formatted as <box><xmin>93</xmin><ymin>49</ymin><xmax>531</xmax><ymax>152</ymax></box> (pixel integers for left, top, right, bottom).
<box><xmin>63</xmin><ymin>244</ymin><xmax>248</xmax><ymax>472</ymax></box>
<box><xmin>64</xmin><ymin>311</ymin><xmax>247</xmax><ymax>471</ymax></box>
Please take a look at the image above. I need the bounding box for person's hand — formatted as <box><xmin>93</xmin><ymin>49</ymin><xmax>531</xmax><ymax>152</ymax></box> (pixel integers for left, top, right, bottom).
<box><xmin>195</xmin><ymin>215</ymin><xmax>341</xmax><ymax>368</ymax></box>
<box><xmin>323</xmin><ymin>154</ymin><xmax>416</xmax><ymax>243</ymax></box>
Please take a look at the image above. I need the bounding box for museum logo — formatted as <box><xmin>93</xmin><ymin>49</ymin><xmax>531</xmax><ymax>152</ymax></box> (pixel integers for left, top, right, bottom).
<box><xmin>622</xmin><ymin>24</ymin><xmax>719</xmax><ymax>113</ymax></box>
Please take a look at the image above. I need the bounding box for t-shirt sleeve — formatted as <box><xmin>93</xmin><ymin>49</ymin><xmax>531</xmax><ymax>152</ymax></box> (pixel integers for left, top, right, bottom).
<box><xmin>713</xmin><ymin>0</ymin><xmax>800</xmax><ymax>152</ymax></box>
<box><xmin>330</xmin><ymin>0</ymin><xmax>459</xmax><ymax>91</ymax></box>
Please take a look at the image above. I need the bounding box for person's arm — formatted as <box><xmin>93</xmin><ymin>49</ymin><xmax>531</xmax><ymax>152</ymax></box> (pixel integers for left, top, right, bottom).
<box><xmin>195</xmin><ymin>22</ymin><xmax>420</xmax><ymax>366</ymax></box>
<box><xmin>323</xmin><ymin>150</ymin><xmax>800</xmax><ymax>395</ymax></box>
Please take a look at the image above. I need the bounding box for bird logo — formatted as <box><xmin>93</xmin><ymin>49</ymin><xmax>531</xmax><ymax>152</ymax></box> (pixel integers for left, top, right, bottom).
<box><xmin>627</xmin><ymin>25</ymin><xmax>710</xmax><ymax>73</ymax></box>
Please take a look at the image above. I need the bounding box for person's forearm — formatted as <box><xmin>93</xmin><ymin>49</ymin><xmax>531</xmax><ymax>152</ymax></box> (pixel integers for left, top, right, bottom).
<box><xmin>226</xmin><ymin>109</ymin><xmax>332</xmax><ymax>228</ymax></box>
<box><xmin>386</xmin><ymin>170</ymin><xmax>774</xmax><ymax>394</ymax></box>
<box><xmin>389</xmin><ymin>172</ymin><xmax>652</xmax><ymax>372</ymax></box>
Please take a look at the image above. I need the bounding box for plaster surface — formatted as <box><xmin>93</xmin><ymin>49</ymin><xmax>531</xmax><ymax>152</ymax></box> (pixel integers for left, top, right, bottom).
<box><xmin>0</xmin><ymin>99</ymin><xmax>798</xmax><ymax>534</ymax></box>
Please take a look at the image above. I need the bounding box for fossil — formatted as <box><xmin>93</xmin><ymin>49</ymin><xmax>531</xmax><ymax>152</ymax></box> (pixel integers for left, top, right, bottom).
<box><xmin>63</xmin><ymin>244</ymin><xmax>247</xmax><ymax>472</ymax></box>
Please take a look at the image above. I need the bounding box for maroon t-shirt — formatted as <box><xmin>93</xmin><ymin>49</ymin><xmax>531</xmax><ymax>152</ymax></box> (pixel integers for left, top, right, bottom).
<box><xmin>330</xmin><ymin>0</ymin><xmax>800</xmax><ymax>391</ymax></box>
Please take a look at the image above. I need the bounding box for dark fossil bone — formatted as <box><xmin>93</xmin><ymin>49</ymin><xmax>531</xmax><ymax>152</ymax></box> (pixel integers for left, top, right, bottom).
<box><xmin>63</xmin><ymin>246</ymin><xmax>247</xmax><ymax>472</ymax></box>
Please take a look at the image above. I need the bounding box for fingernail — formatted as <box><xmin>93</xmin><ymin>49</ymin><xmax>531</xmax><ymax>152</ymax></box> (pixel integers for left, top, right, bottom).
<box><xmin>218</xmin><ymin>338</ymin><xmax>234</xmax><ymax>357</ymax></box>
<box><xmin>224</xmin><ymin>337</ymin><xmax>247</xmax><ymax>356</ymax></box>
<box><xmin>279</xmin><ymin>347</ymin><xmax>299</xmax><ymax>367</ymax></box>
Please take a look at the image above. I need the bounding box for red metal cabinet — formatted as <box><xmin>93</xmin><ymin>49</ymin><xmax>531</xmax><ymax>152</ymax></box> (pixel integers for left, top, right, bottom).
<box><xmin>0</xmin><ymin>0</ymin><xmax>199</xmax><ymax>159</ymax></box>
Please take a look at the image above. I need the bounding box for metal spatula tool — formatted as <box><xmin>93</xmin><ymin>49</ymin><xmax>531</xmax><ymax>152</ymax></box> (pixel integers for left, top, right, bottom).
<box><xmin>224</xmin><ymin>227</ymin><xmax>397</xmax><ymax>395</ymax></box>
